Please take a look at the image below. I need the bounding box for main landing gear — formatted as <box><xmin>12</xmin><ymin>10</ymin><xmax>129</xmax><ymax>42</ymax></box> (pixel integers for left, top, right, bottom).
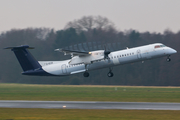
<box><xmin>83</xmin><ymin>64</ymin><xmax>89</xmax><ymax>77</ymax></box>
<box><xmin>107</xmin><ymin>67</ymin><xmax>113</xmax><ymax>77</ymax></box>
<box><xmin>83</xmin><ymin>70</ymin><xmax>114</xmax><ymax>77</ymax></box>
<box><xmin>83</xmin><ymin>65</ymin><xmax>114</xmax><ymax>78</ymax></box>
<box><xmin>166</xmin><ymin>56</ymin><xmax>171</xmax><ymax>62</ymax></box>
<box><xmin>83</xmin><ymin>71</ymin><xmax>89</xmax><ymax>77</ymax></box>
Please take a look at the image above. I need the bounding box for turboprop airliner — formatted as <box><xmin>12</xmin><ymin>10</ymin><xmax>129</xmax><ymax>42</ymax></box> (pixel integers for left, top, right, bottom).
<box><xmin>5</xmin><ymin>43</ymin><xmax>177</xmax><ymax>77</ymax></box>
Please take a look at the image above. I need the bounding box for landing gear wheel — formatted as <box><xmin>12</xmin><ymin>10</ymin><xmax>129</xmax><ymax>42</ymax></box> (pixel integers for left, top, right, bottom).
<box><xmin>166</xmin><ymin>58</ymin><xmax>171</xmax><ymax>62</ymax></box>
<box><xmin>83</xmin><ymin>72</ymin><xmax>89</xmax><ymax>77</ymax></box>
<box><xmin>107</xmin><ymin>72</ymin><xmax>114</xmax><ymax>77</ymax></box>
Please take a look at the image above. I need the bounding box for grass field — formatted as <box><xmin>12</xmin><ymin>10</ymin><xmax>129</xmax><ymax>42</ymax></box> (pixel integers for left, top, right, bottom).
<box><xmin>0</xmin><ymin>83</ymin><xmax>180</xmax><ymax>120</ymax></box>
<box><xmin>0</xmin><ymin>108</ymin><xmax>180</xmax><ymax>120</ymax></box>
<box><xmin>0</xmin><ymin>83</ymin><xmax>180</xmax><ymax>102</ymax></box>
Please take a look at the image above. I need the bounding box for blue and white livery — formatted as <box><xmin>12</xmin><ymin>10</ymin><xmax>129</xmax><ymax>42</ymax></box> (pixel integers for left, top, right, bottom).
<box><xmin>5</xmin><ymin>43</ymin><xmax>177</xmax><ymax>77</ymax></box>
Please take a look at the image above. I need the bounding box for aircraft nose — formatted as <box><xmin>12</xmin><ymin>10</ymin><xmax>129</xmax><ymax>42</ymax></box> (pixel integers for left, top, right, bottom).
<box><xmin>170</xmin><ymin>48</ymin><xmax>177</xmax><ymax>54</ymax></box>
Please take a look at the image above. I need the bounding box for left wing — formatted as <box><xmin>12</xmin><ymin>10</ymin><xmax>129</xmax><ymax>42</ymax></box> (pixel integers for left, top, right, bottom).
<box><xmin>55</xmin><ymin>48</ymin><xmax>105</xmax><ymax>64</ymax></box>
<box><xmin>55</xmin><ymin>48</ymin><xmax>91</xmax><ymax>56</ymax></box>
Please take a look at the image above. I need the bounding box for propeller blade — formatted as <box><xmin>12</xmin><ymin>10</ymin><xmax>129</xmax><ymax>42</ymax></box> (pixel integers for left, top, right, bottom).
<box><xmin>104</xmin><ymin>44</ymin><xmax>111</xmax><ymax>60</ymax></box>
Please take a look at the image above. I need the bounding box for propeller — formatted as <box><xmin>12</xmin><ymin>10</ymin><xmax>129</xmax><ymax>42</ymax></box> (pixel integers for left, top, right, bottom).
<box><xmin>104</xmin><ymin>45</ymin><xmax>111</xmax><ymax>60</ymax></box>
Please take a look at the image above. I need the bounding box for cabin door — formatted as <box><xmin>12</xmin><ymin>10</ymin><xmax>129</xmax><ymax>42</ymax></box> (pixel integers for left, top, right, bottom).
<box><xmin>137</xmin><ymin>49</ymin><xmax>142</xmax><ymax>59</ymax></box>
<box><xmin>61</xmin><ymin>64</ymin><xmax>67</xmax><ymax>74</ymax></box>
<box><xmin>143</xmin><ymin>47</ymin><xmax>151</xmax><ymax>59</ymax></box>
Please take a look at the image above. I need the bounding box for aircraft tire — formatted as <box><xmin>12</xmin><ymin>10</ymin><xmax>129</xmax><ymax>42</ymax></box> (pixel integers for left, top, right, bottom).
<box><xmin>83</xmin><ymin>72</ymin><xmax>89</xmax><ymax>77</ymax></box>
<box><xmin>107</xmin><ymin>72</ymin><xmax>113</xmax><ymax>77</ymax></box>
<box><xmin>167</xmin><ymin>58</ymin><xmax>171</xmax><ymax>62</ymax></box>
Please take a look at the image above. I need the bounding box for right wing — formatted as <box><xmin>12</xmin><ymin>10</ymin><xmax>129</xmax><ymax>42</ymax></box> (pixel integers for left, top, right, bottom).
<box><xmin>54</xmin><ymin>48</ymin><xmax>91</xmax><ymax>56</ymax></box>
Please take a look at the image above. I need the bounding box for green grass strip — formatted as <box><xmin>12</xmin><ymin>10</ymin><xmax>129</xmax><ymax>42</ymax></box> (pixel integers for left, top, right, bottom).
<box><xmin>0</xmin><ymin>108</ymin><xmax>180</xmax><ymax>120</ymax></box>
<box><xmin>0</xmin><ymin>83</ymin><xmax>180</xmax><ymax>102</ymax></box>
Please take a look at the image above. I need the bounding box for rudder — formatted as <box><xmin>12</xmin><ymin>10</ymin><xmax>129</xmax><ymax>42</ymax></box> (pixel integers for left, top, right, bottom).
<box><xmin>4</xmin><ymin>45</ymin><xmax>41</xmax><ymax>71</ymax></box>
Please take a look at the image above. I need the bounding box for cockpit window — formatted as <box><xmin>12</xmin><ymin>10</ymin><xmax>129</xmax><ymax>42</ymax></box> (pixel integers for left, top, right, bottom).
<box><xmin>154</xmin><ymin>45</ymin><xmax>166</xmax><ymax>49</ymax></box>
<box><xmin>160</xmin><ymin>45</ymin><xmax>166</xmax><ymax>47</ymax></box>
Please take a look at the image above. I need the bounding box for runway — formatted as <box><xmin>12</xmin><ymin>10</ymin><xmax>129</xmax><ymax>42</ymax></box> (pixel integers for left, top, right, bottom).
<box><xmin>0</xmin><ymin>100</ymin><xmax>180</xmax><ymax>110</ymax></box>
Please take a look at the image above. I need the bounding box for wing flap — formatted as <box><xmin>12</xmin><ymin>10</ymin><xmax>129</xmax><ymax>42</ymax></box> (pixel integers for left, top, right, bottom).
<box><xmin>71</xmin><ymin>69</ymin><xmax>86</xmax><ymax>74</ymax></box>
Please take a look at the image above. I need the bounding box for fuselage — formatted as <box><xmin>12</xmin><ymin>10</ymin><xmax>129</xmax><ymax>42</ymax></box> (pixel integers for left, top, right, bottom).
<box><xmin>35</xmin><ymin>43</ymin><xmax>176</xmax><ymax>76</ymax></box>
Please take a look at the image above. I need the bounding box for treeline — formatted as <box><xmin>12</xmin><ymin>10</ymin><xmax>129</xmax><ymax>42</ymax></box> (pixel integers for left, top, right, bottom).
<box><xmin>0</xmin><ymin>16</ymin><xmax>180</xmax><ymax>86</ymax></box>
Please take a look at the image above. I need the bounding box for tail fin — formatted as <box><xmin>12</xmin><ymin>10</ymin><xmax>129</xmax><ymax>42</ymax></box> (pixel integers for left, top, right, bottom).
<box><xmin>4</xmin><ymin>45</ymin><xmax>41</xmax><ymax>71</ymax></box>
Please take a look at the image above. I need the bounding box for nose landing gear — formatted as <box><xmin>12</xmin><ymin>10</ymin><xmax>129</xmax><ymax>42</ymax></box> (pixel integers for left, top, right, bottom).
<box><xmin>166</xmin><ymin>56</ymin><xmax>171</xmax><ymax>62</ymax></box>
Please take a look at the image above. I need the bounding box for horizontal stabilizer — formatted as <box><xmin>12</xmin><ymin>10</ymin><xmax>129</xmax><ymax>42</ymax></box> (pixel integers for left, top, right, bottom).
<box><xmin>4</xmin><ymin>45</ymin><xmax>34</xmax><ymax>50</ymax></box>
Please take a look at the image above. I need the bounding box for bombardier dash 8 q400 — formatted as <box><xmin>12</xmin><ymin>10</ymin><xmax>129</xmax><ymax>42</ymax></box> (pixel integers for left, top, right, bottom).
<box><xmin>5</xmin><ymin>43</ymin><xmax>177</xmax><ymax>77</ymax></box>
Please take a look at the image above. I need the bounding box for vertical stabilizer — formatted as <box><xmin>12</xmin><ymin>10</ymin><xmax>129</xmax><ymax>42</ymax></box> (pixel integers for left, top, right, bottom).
<box><xmin>4</xmin><ymin>45</ymin><xmax>41</xmax><ymax>71</ymax></box>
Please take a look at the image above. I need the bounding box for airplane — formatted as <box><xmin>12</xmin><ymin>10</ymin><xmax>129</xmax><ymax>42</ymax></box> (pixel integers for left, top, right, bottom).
<box><xmin>5</xmin><ymin>43</ymin><xmax>177</xmax><ymax>77</ymax></box>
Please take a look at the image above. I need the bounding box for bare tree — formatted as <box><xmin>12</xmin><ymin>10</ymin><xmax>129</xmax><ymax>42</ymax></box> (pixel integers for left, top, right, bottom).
<box><xmin>64</xmin><ymin>15</ymin><xmax>116</xmax><ymax>33</ymax></box>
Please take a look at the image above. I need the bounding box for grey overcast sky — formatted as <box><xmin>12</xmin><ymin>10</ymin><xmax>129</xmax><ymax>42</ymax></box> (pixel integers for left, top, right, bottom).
<box><xmin>0</xmin><ymin>0</ymin><xmax>180</xmax><ymax>33</ymax></box>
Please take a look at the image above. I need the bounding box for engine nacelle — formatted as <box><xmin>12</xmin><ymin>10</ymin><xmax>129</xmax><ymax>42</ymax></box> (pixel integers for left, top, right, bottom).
<box><xmin>69</xmin><ymin>50</ymin><xmax>104</xmax><ymax>65</ymax></box>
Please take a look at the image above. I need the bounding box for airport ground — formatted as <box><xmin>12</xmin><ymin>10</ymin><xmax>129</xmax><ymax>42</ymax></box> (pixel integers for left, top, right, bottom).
<box><xmin>0</xmin><ymin>108</ymin><xmax>180</xmax><ymax>120</ymax></box>
<box><xmin>0</xmin><ymin>83</ymin><xmax>180</xmax><ymax>102</ymax></box>
<box><xmin>0</xmin><ymin>83</ymin><xmax>180</xmax><ymax>120</ymax></box>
